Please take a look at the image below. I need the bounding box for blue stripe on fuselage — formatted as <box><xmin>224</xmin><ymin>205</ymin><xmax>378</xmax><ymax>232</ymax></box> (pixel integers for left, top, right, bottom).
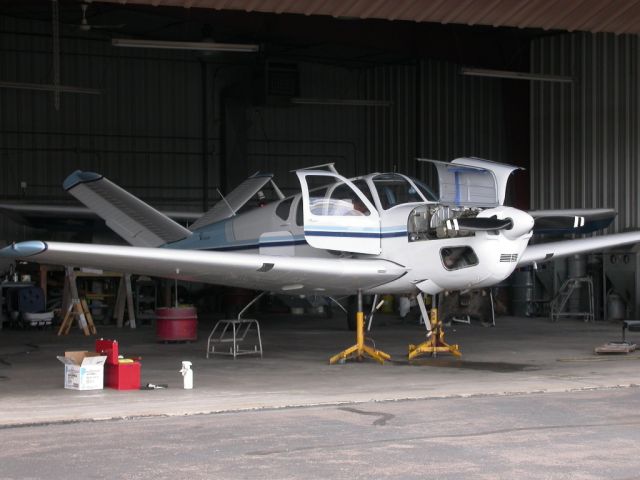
<box><xmin>304</xmin><ymin>229</ymin><xmax>406</xmax><ymax>239</ymax></box>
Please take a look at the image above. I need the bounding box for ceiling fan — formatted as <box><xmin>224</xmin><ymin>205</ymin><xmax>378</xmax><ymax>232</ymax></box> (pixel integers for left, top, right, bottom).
<box><xmin>73</xmin><ymin>2</ymin><xmax>124</xmax><ymax>32</ymax></box>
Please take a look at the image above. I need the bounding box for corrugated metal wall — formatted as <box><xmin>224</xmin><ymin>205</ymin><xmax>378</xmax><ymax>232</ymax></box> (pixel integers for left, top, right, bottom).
<box><xmin>531</xmin><ymin>32</ymin><xmax>639</xmax><ymax>232</ymax></box>
<box><xmin>244</xmin><ymin>63</ymin><xmax>366</xmax><ymax>196</ymax></box>
<box><xmin>363</xmin><ymin>61</ymin><xmax>507</xmax><ymax>177</ymax></box>
<box><xmin>0</xmin><ymin>14</ymin><xmax>508</xmax><ymax>242</ymax></box>
<box><xmin>0</xmin><ymin>17</ymin><xmax>208</xmax><ymax>201</ymax></box>
<box><xmin>0</xmin><ymin>16</ymin><xmax>209</xmax><ymax>241</ymax></box>
<box><xmin>246</xmin><ymin>60</ymin><xmax>507</xmax><ymax>195</ymax></box>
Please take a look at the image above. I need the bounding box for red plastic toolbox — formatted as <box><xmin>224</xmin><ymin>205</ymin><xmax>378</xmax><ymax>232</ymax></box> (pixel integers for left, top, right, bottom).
<box><xmin>95</xmin><ymin>339</ymin><xmax>119</xmax><ymax>365</ymax></box>
<box><xmin>105</xmin><ymin>362</ymin><xmax>141</xmax><ymax>390</ymax></box>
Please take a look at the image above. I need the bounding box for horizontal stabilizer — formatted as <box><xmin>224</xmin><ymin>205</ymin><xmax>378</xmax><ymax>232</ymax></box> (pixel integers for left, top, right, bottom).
<box><xmin>63</xmin><ymin>171</ymin><xmax>192</xmax><ymax>247</ymax></box>
<box><xmin>189</xmin><ymin>173</ymin><xmax>274</xmax><ymax>231</ymax></box>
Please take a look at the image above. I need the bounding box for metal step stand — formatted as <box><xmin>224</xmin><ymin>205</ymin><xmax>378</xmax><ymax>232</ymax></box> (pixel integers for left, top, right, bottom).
<box><xmin>329</xmin><ymin>290</ymin><xmax>391</xmax><ymax>365</ymax></box>
<box><xmin>206</xmin><ymin>292</ymin><xmax>264</xmax><ymax>359</ymax></box>
<box><xmin>550</xmin><ymin>276</ymin><xmax>594</xmax><ymax>322</ymax></box>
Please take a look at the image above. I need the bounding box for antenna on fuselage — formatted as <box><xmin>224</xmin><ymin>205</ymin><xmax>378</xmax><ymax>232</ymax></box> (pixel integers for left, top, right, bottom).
<box><xmin>216</xmin><ymin>188</ymin><xmax>236</xmax><ymax>217</ymax></box>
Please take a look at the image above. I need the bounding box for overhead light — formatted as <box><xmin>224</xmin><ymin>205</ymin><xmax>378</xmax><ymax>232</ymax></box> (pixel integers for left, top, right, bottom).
<box><xmin>460</xmin><ymin>67</ymin><xmax>573</xmax><ymax>83</ymax></box>
<box><xmin>0</xmin><ymin>81</ymin><xmax>101</xmax><ymax>95</ymax></box>
<box><xmin>291</xmin><ymin>97</ymin><xmax>393</xmax><ymax>107</ymax></box>
<box><xmin>111</xmin><ymin>38</ymin><xmax>259</xmax><ymax>53</ymax></box>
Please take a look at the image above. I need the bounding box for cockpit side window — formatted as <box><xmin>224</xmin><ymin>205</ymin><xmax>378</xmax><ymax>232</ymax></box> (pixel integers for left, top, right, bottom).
<box><xmin>303</xmin><ymin>181</ymin><xmax>372</xmax><ymax>218</ymax></box>
<box><xmin>325</xmin><ymin>183</ymin><xmax>371</xmax><ymax>216</ymax></box>
<box><xmin>373</xmin><ymin>174</ymin><xmax>425</xmax><ymax>209</ymax></box>
<box><xmin>351</xmin><ymin>179</ymin><xmax>376</xmax><ymax>208</ymax></box>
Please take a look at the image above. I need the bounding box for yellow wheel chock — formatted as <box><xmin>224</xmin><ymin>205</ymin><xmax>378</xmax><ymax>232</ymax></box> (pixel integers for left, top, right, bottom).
<box><xmin>329</xmin><ymin>307</ymin><xmax>391</xmax><ymax>365</ymax></box>
<box><xmin>408</xmin><ymin>307</ymin><xmax>461</xmax><ymax>360</ymax></box>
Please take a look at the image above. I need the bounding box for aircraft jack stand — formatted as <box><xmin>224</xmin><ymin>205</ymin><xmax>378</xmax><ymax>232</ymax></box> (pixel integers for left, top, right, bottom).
<box><xmin>329</xmin><ymin>292</ymin><xmax>391</xmax><ymax>365</ymax></box>
<box><xmin>408</xmin><ymin>306</ymin><xmax>461</xmax><ymax>360</ymax></box>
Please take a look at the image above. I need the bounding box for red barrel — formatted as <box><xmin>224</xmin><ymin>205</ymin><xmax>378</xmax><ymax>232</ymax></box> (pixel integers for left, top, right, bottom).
<box><xmin>156</xmin><ymin>307</ymin><xmax>198</xmax><ymax>342</ymax></box>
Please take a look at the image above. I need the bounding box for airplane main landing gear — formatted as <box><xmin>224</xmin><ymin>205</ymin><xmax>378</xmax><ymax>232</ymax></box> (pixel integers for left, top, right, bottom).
<box><xmin>329</xmin><ymin>290</ymin><xmax>391</xmax><ymax>365</ymax></box>
<box><xmin>408</xmin><ymin>295</ymin><xmax>461</xmax><ymax>360</ymax></box>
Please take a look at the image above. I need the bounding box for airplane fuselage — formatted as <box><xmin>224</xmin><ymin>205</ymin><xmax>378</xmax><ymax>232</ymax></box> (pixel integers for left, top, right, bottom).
<box><xmin>6</xmin><ymin>158</ymin><xmax>635</xmax><ymax>303</ymax></box>
<box><xmin>165</xmin><ymin>173</ymin><xmax>533</xmax><ymax>296</ymax></box>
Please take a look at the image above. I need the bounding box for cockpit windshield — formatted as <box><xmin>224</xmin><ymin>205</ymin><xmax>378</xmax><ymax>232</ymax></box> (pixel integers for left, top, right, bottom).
<box><xmin>409</xmin><ymin>177</ymin><xmax>438</xmax><ymax>202</ymax></box>
<box><xmin>372</xmin><ymin>174</ymin><xmax>437</xmax><ymax>209</ymax></box>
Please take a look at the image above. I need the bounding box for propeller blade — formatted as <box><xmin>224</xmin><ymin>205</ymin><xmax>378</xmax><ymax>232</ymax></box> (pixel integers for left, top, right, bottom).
<box><xmin>533</xmin><ymin>216</ymin><xmax>583</xmax><ymax>233</ymax></box>
<box><xmin>446</xmin><ymin>216</ymin><xmax>513</xmax><ymax>232</ymax></box>
<box><xmin>530</xmin><ymin>209</ymin><xmax>616</xmax><ymax>234</ymax></box>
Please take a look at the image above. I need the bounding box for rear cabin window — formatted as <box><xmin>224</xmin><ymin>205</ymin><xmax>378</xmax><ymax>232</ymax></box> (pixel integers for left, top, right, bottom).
<box><xmin>276</xmin><ymin>198</ymin><xmax>293</xmax><ymax>221</ymax></box>
<box><xmin>296</xmin><ymin>199</ymin><xmax>304</xmax><ymax>226</ymax></box>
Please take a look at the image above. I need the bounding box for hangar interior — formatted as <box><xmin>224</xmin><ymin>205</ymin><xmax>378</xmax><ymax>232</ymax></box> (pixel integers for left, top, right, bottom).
<box><xmin>2</xmin><ymin>0</ymin><xmax>640</xmax><ymax>424</ymax></box>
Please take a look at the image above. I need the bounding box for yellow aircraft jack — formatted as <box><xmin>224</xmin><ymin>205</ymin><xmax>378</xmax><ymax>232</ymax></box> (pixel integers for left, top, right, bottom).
<box><xmin>408</xmin><ymin>301</ymin><xmax>461</xmax><ymax>360</ymax></box>
<box><xmin>329</xmin><ymin>291</ymin><xmax>391</xmax><ymax>365</ymax></box>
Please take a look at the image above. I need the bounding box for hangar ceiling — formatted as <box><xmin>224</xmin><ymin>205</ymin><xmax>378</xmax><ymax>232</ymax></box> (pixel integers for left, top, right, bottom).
<box><xmin>100</xmin><ymin>0</ymin><xmax>640</xmax><ymax>35</ymax></box>
<box><xmin>3</xmin><ymin>1</ymin><xmax>540</xmax><ymax>70</ymax></box>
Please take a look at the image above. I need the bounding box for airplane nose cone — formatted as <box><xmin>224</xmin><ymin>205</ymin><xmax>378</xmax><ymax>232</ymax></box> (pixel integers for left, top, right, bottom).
<box><xmin>502</xmin><ymin>210</ymin><xmax>534</xmax><ymax>240</ymax></box>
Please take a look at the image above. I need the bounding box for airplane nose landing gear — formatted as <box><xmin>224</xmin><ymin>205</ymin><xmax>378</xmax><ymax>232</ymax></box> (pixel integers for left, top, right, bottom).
<box><xmin>329</xmin><ymin>290</ymin><xmax>391</xmax><ymax>365</ymax></box>
<box><xmin>408</xmin><ymin>296</ymin><xmax>461</xmax><ymax>360</ymax></box>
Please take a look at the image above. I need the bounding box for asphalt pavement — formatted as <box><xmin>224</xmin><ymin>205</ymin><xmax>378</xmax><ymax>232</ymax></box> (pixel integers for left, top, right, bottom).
<box><xmin>2</xmin><ymin>388</ymin><xmax>640</xmax><ymax>479</ymax></box>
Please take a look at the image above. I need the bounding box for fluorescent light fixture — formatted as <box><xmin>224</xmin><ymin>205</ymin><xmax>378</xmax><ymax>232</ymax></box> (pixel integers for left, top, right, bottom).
<box><xmin>0</xmin><ymin>81</ymin><xmax>101</xmax><ymax>95</ymax></box>
<box><xmin>291</xmin><ymin>97</ymin><xmax>393</xmax><ymax>107</ymax></box>
<box><xmin>112</xmin><ymin>38</ymin><xmax>259</xmax><ymax>53</ymax></box>
<box><xmin>460</xmin><ymin>67</ymin><xmax>573</xmax><ymax>83</ymax></box>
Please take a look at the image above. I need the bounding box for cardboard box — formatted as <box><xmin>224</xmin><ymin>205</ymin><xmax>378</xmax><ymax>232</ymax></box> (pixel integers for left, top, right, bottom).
<box><xmin>56</xmin><ymin>351</ymin><xmax>107</xmax><ymax>390</ymax></box>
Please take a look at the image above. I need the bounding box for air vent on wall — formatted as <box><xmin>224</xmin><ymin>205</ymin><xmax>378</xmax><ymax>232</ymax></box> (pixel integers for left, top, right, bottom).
<box><xmin>252</xmin><ymin>62</ymin><xmax>299</xmax><ymax>106</ymax></box>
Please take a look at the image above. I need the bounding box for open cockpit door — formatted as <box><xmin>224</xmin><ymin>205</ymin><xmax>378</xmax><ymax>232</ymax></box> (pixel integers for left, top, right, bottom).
<box><xmin>419</xmin><ymin>157</ymin><xmax>522</xmax><ymax>207</ymax></box>
<box><xmin>296</xmin><ymin>170</ymin><xmax>381</xmax><ymax>255</ymax></box>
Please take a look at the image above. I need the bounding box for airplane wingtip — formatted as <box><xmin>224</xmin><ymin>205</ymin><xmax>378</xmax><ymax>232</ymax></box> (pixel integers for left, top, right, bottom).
<box><xmin>63</xmin><ymin>170</ymin><xmax>103</xmax><ymax>191</ymax></box>
<box><xmin>1</xmin><ymin>241</ymin><xmax>48</xmax><ymax>258</ymax></box>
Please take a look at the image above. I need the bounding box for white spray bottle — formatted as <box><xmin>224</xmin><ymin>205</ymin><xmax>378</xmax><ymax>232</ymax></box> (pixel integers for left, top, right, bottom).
<box><xmin>179</xmin><ymin>360</ymin><xmax>193</xmax><ymax>389</ymax></box>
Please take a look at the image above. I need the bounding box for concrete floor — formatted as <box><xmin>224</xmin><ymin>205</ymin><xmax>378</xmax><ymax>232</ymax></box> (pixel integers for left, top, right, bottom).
<box><xmin>1</xmin><ymin>313</ymin><xmax>639</xmax><ymax>427</ymax></box>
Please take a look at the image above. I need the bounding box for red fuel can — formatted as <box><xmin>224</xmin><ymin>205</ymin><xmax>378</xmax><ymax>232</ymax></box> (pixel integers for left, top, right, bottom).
<box><xmin>156</xmin><ymin>307</ymin><xmax>198</xmax><ymax>342</ymax></box>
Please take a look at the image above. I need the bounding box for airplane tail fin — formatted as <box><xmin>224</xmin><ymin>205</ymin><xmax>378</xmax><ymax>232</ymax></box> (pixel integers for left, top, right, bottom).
<box><xmin>189</xmin><ymin>173</ymin><xmax>275</xmax><ymax>231</ymax></box>
<box><xmin>63</xmin><ymin>171</ymin><xmax>192</xmax><ymax>247</ymax></box>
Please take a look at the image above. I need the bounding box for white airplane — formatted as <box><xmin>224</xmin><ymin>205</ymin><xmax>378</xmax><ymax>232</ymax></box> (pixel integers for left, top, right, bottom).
<box><xmin>2</xmin><ymin>158</ymin><xmax>638</xmax><ymax>363</ymax></box>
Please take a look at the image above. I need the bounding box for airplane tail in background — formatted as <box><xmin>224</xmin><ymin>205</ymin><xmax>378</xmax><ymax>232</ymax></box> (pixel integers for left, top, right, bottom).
<box><xmin>188</xmin><ymin>173</ymin><xmax>276</xmax><ymax>231</ymax></box>
<box><xmin>63</xmin><ymin>171</ymin><xmax>192</xmax><ymax>247</ymax></box>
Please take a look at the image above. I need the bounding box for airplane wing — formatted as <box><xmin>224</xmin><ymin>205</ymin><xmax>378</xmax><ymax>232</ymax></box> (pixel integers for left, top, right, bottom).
<box><xmin>518</xmin><ymin>231</ymin><xmax>640</xmax><ymax>267</ymax></box>
<box><xmin>0</xmin><ymin>241</ymin><xmax>407</xmax><ymax>295</ymax></box>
